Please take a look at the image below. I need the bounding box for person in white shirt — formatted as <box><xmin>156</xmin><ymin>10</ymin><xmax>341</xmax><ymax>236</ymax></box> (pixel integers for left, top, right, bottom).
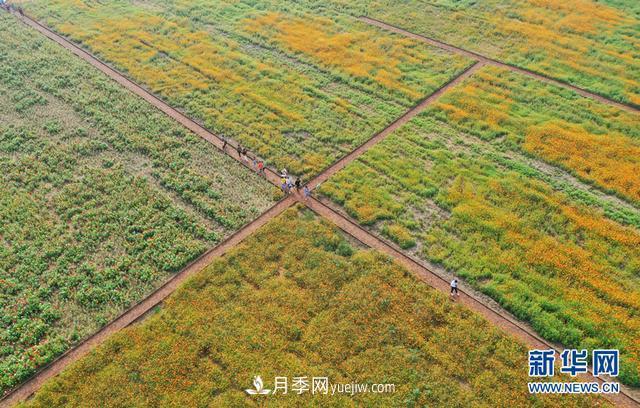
<box><xmin>450</xmin><ymin>278</ymin><xmax>458</xmax><ymax>296</ymax></box>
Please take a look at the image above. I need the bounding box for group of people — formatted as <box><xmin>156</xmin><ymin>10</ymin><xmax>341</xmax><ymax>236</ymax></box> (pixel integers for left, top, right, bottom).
<box><xmin>221</xmin><ymin>137</ymin><xmax>267</xmax><ymax>177</ymax></box>
<box><xmin>220</xmin><ymin>136</ymin><xmax>310</xmax><ymax>199</ymax></box>
<box><xmin>236</xmin><ymin>144</ymin><xmax>250</xmax><ymax>164</ymax></box>
<box><xmin>279</xmin><ymin>169</ymin><xmax>310</xmax><ymax>199</ymax></box>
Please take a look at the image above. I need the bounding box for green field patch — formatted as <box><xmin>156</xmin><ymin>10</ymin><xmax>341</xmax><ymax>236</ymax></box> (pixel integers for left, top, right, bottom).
<box><xmin>18</xmin><ymin>0</ymin><xmax>472</xmax><ymax>176</ymax></box>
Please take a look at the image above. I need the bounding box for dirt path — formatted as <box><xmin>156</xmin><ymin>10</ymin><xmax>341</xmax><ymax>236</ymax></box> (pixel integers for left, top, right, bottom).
<box><xmin>0</xmin><ymin>196</ymin><xmax>296</xmax><ymax>408</ymax></box>
<box><xmin>308</xmin><ymin>61</ymin><xmax>485</xmax><ymax>190</ymax></box>
<box><xmin>3</xmin><ymin>9</ymin><xmax>639</xmax><ymax>408</ymax></box>
<box><xmin>360</xmin><ymin>16</ymin><xmax>639</xmax><ymax>114</ymax></box>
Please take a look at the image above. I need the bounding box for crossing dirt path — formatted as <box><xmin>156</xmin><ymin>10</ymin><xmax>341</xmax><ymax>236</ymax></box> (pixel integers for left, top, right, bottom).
<box><xmin>2</xmin><ymin>9</ymin><xmax>639</xmax><ymax>408</ymax></box>
<box><xmin>360</xmin><ymin>16</ymin><xmax>639</xmax><ymax>114</ymax></box>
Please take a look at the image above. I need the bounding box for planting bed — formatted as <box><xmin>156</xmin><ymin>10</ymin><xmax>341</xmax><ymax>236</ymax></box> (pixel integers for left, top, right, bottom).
<box><xmin>302</xmin><ymin>0</ymin><xmax>640</xmax><ymax>106</ymax></box>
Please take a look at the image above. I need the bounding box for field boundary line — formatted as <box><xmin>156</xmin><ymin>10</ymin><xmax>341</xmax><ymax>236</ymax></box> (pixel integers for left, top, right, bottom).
<box><xmin>10</xmin><ymin>9</ymin><xmax>486</xmax><ymax>194</ymax></box>
<box><xmin>308</xmin><ymin>61</ymin><xmax>485</xmax><ymax>190</ymax></box>
<box><xmin>0</xmin><ymin>196</ymin><xmax>296</xmax><ymax>407</ymax></box>
<box><xmin>304</xmin><ymin>196</ymin><xmax>640</xmax><ymax>407</ymax></box>
<box><xmin>360</xmin><ymin>16</ymin><xmax>639</xmax><ymax>114</ymax></box>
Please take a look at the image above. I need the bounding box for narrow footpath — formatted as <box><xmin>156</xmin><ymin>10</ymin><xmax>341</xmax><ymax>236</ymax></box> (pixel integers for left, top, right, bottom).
<box><xmin>0</xmin><ymin>197</ymin><xmax>296</xmax><ymax>407</ymax></box>
<box><xmin>305</xmin><ymin>197</ymin><xmax>638</xmax><ymax>407</ymax></box>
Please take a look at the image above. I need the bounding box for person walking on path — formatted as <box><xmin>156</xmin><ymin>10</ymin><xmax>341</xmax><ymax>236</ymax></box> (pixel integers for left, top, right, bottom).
<box><xmin>221</xmin><ymin>137</ymin><xmax>228</xmax><ymax>152</ymax></box>
<box><xmin>281</xmin><ymin>177</ymin><xmax>289</xmax><ymax>194</ymax></box>
<box><xmin>294</xmin><ymin>178</ymin><xmax>301</xmax><ymax>192</ymax></box>
<box><xmin>236</xmin><ymin>144</ymin><xmax>242</xmax><ymax>158</ymax></box>
<box><xmin>257</xmin><ymin>160</ymin><xmax>265</xmax><ymax>177</ymax></box>
<box><xmin>450</xmin><ymin>278</ymin><xmax>459</xmax><ymax>297</ymax></box>
<box><xmin>303</xmin><ymin>185</ymin><xmax>311</xmax><ymax>200</ymax></box>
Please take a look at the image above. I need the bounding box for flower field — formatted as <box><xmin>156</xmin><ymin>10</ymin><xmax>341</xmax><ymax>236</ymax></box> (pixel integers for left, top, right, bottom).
<box><xmin>0</xmin><ymin>14</ymin><xmax>275</xmax><ymax>394</ymax></box>
<box><xmin>428</xmin><ymin>65</ymin><xmax>640</xmax><ymax>205</ymax></box>
<box><xmin>302</xmin><ymin>0</ymin><xmax>640</xmax><ymax>107</ymax></box>
<box><xmin>16</xmin><ymin>0</ymin><xmax>472</xmax><ymax>177</ymax></box>
<box><xmin>318</xmin><ymin>113</ymin><xmax>640</xmax><ymax>386</ymax></box>
<box><xmin>3</xmin><ymin>0</ymin><xmax>639</xmax><ymax>404</ymax></box>
<box><xmin>18</xmin><ymin>208</ymin><xmax>604</xmax><ymax>407</ymax></box>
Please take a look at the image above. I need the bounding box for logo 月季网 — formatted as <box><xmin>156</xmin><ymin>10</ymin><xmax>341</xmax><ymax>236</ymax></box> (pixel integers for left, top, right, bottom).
<box><xmin>245</xmin><ymin>376</ymin><xmax>271</xmax><ymax>395</ymax></box>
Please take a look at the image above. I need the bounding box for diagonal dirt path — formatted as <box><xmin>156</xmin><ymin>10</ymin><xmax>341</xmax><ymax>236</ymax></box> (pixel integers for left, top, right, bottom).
<box><xmin>304</xmin><ymin>196</ymin><xmax>640</xmax><ymax>407</ymax></box>
<box><xmin>360</xmin><ymin>16</ymin><xmax>639</xmax><ymax>114</ymax></box>
<box><xmin>3</xmin><ymin>9</ymin><xmax>639</xmax><ymax>408</ymax></box>
<box><xmin>9</xmin><ymin>9</ymin><xmax>284</xmax><ymax>188</ymax></box>
<box><xmin>308</xmin><ymin>61</ymin><xmax>484</xmax><ymax>190</ymax></box>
